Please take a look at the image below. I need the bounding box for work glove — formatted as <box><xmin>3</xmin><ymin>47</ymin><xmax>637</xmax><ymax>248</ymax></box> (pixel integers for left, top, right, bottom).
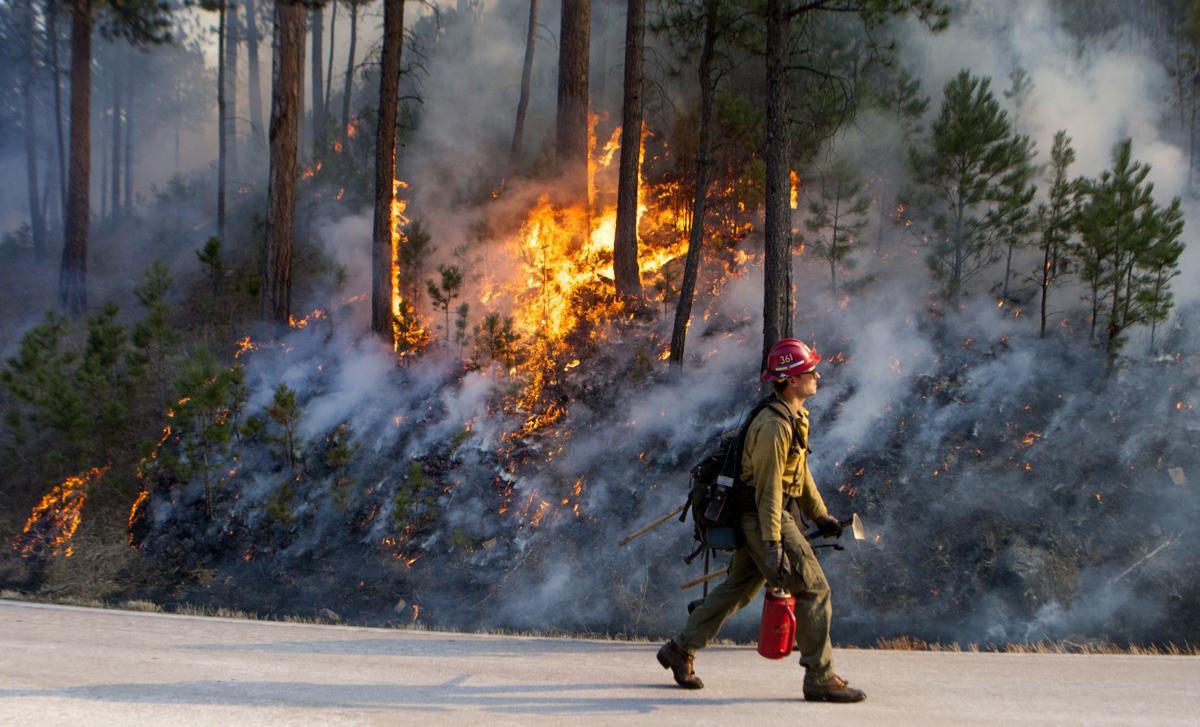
<box><xmin>814</xmin><ymin>514</ymin><xmax>844</xmax><ymax>539</ymax></box>
<box><xmin>764</xmin><ymin>540</ymin><xmax>790</xmax><ymax>578</ymax></box>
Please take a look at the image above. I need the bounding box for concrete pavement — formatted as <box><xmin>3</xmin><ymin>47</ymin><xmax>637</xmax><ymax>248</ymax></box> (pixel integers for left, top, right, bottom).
<box><xmin>1</xmin><ymin>599</ymin><xmax>1197</xmax><ymax>726</ymax></box>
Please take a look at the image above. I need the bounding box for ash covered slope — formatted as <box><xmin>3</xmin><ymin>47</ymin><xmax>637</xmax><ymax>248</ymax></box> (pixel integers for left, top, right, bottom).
<box><xmin>123</xmin><ymin>280</ymin><xmax>1200</xmax><ymax>647</ymax></box>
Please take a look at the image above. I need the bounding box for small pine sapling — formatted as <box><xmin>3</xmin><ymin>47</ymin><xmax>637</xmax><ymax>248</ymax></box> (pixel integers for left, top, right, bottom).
<box><xmin>454</xmin><ymin>302</ymin><xmax>470</xmax><ymax>360</ymax></box>
<box><xmin>325</xmin><ymin>422</ymin><xmax>360</xmax><ymax>508</ymax></box>
<box><xmin>426</xmin><ymin>264</ymin><xmax>463</xmax><ymax>341</ymax></box>
<box><xmin>266</xmin><ymin>383</ymin><xmax>301</xmax><ymax>470</ymax></box>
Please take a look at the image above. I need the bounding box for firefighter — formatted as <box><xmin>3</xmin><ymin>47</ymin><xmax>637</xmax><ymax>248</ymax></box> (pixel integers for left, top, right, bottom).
<box><xmin>656</xmin><ymin>338</ymin><xmax>866</xmax><ymax>703</ymax></box>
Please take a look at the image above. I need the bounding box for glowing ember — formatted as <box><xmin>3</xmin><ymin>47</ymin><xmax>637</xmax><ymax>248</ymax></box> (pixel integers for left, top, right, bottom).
<box><xmin>234</xmin><ymin>336</ymin><xmax>257</xmax><ymax>359</ymax></box>
<box><xmin>13</xmin><ymin>466</ymin><xmax>110</xmax><ymax>558</ymax></box>
<box><xmin>790</xmin><ymin>170</ymin><xmax>800</xmax><ymax>210</ymax></box>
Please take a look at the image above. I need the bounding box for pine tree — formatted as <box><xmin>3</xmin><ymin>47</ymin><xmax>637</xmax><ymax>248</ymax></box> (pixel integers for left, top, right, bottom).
<box><xmin>1035</xmin><ymin>130</ymin><xmax>1076</xmax><ymax>338</ymax></box>
<box><xmin>803</xmin><ymin>155</ymin><xmax>871</xmax><ymax>304</ymax></box>
<box><xmin>130</xmin><ymin>261</ymin><xmax>182</xmax><ymax>406</ymax></box>
<box><xmin>175</xmin><ymin>350</ymin><xmax>240</xmax><ymax>516</ymax></box>
<box><xmin>1073</xmin><ymin>139</ymin><xmax>1186</xmax><ymax>370</ymax></box>
<box><xmin>990</xmin><ymin>133</ymin><xmax>1037</xmax><ymax>301</ymax></box>
<box><xmin>79</xmin><ymin>302</ymin><xmax>134</xmax><ymax>459</ymax></box>
<box><xmin>60</xmin><ymin>0</ymin><xmax>174</xmax><ymax>314</ymax></box>
<box><xmin>907</xmin><ymin>70</ymin><xmax>1029</xmax><ymax>304</ymax></box>
<box><xmin>266</xmin><ymin>382</ymin><xmax>301</xmax><ymax>470</ymax></box>
<box><xmin>426</xmin><ymin>264</ymin><xmax>464</xmax><ymax>340</ymax></box>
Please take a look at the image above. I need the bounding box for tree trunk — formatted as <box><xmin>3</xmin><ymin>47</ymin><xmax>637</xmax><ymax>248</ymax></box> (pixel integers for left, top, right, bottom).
<box><xmin>592</xmin><ymin>0</ymin><xmax>608</xmax><ymax>101</ymax></box>
<box><xmin>668</xmin><ymin>0</ymin><xmax>718</xmax><ymax>368</ymax></box>
<box><xmin>1002</xmin><ymin>238</ymin><xmax>1014</xmax><ymax>299</ymax></box>
<box><xmin>310</xmin><ymin>6</ymin><xmax>326</xmax><ymax>155</ymax></box>
<box><xmin>227</xmin><ymin>1</ymin><xmax>240</xmax><ymax>176</ymax></box>
<box><xmin>174</xmin><ymin>77</ymin><xmax>181</xmax><ymax>174</ymax></box>
<box><xmin>263</xmin><ymin>0</ymin><xmax>306</xmax><ymax>326</ymax></box>
<box><xmin>761</xmin><ymin>0</ymin><xmax>792</xmax><ymax>364</ymax></box>
<box><xmin>59</xmin><ymin>0</ymin><xmax>92</xmax><ymax>315</ymax></box>
<box><xmin>217</xmin><ymin>2</ymin><xmax>228</xmax><ymax>240</ymax></box>
<box><xmin>341</xmin><ymin>1</ymin><xmax>358</xmax><ymax>133</ymax></box>
<box><xmin>124</xmin><ymin>67</ymin><xmax>134</xmax><ymax>210</ymax></box>
<box><xmin>1039</xmin><ymin>243</ymin><xmax>1051</xmax><ymax>338</ymax></box>
<box><xmin>49</xmin><ymin>0</ymin><xmax>68</xmax><ymax>226</ymax></box>
<box><xmin>556</xmin><ymin>0</ymin><xmax>590</xmax><ymax>200</ymax></box>
<box><xmin>21</xmin><ymin>0</ymin><xmax>46</xmax><ymax>260</ymax></box>
<box><xmin>324</xmin><ymin>0</ymin><xmax>336</xmax><ymax>122</ymax></box>
<box><xmin>371</xmin><ymin>0</ymin><xmax>404</xmax><ymax>343</ymax></box>
<box><xmin>612</xmin><ymin>0</ymin><xmax>644</xmax><ymax>300</ymax></box>
<box><xmin>110</xmin><ymin>53</ymin><xmax>122</xmax><ymax>224</ymax></box>
<box><xmin>99</xmin><ymin>117</ymin><xmax>108</xmax><ymax>222</ymax></box>
<box><xmin>509</xmin><ymin>0</ymin><xmax>538</xmax><ymax>171</ymax></box>
<box><xmin>830</xmin><ymin>203</ymin><xmax>841</xmax><ymax>303</ymax></box>
<box><xmin>245</xmin><ymin>0</ymin><xmax>265</xmax><ymax>145</ymax></box>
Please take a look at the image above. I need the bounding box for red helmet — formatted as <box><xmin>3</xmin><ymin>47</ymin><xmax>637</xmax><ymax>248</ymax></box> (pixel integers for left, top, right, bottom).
<box><xmin>761</xmin><ymin>338</ymin><xmax>821</xmax><ymax>381</ymax></box>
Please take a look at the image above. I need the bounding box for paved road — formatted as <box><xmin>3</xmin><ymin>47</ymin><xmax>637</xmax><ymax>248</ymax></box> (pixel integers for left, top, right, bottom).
<box><xmin>1</xmin><ymin>599</ymin><xmax>1197</xmax><ymax>726</ymax></box>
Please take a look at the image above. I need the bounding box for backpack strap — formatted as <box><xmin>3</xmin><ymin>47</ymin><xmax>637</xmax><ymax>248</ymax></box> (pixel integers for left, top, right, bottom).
<box><xmin>720</xmin><ymin>397</ymin><xmax>796</xmax><ymax>487</ymax></box>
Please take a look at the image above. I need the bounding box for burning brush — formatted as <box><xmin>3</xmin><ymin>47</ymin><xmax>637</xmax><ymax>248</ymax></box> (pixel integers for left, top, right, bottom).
<box><xmin>12</xmin><ymin>466</ymin><xmax>110</xmax><ymax>558</ymax></box>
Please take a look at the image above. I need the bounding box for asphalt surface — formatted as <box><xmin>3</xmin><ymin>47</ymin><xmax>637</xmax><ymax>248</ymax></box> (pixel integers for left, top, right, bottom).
<box><xmin>1</xmin><ymin>599</ymin><xmax>1197</xmax><ymax>726</ymax></box>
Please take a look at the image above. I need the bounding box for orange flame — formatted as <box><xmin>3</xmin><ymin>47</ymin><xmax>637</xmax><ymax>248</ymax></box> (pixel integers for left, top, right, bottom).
<box><xmin>234</xmin><ymin>336</ymin><xmax>257</xmax><ymax>359</ymax></box>
<box><xmin>13</xmin><ymin>466</ymin><xmax>110</xmax><ymax>558</ymax></box>
<box><xmin>387</xmin><ymin>180</ymin><xmax>430</xmax><ymax>356</ymax></box>
<box><xmin>289</xmin><ymin>308</ymin><xmax>327</xmax><ymax>330</ymax></box>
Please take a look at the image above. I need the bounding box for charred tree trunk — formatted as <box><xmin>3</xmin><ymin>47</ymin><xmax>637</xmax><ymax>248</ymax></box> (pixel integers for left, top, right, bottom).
<box><xmin>669</xmin><ymin>0</ymin><xmax>718</xmax><ymax>368</ymax></box>
<box><xmin>509</xmin><ymin>0</ymin><xmax>538</xmax><ymax>171</ymax></box>
<box><xmin>310</xmin><ymin>6</ymin><xmax>326</xmax><ymax>155</ymax></box>
<box><xmin>341</xmin><ymin>0</ymin><xmax>358</xmax><ymax>131</ymax></box>
<box><xmin>556</xmin><ymin>0</ymin><xmax>590</xmax><ymax>200</ymax></box>
<box><xmin>245</xmin><ymin>0</ymin><xmax>265</xmax><ymax>145</ymax></box>
<box><xmin>59</xmin><ymin>0</ymin><xmax>92</xmax><ymax>315</ymax></box>
<box><xmin>263</xmin><ymin>0</ymin><xmax>306</xmax><ymax>326</ymax></box>
<box><xmin>612</xmin><ymin>0</ymin><xmax>645</xmax><ymax>300</ymax></box>
<box><xmin>21</xmin><ymin>0</ymin><xmax>47</xmax><ymax>260</ymax></box>
<box><xmin>324</xmin><ymin>0</ymin><xmax>336</xmax><ymax>122</ymax></box>
<box><xmin>227</xmin><ymin>1</ymin><xmax>240</xmax><ymax>177</ymax></box>
<box><xmin>217</xmin><ymin>2</ymin><xmax>228</xmax><ymax>240</ymax></box>
<box><xmin>371</xmin><ymin>0</ymin><xmax>404</xmax><ymax>343</ymax></box>
<box><xmin>110</xmin><ymin>54</ymin><xmax>122</xmax><ymax>224</ymax></box>
<box><xmin>761</xmin><ymin>0</ymin><xmax>792</xmax><ymax>363</ymax></box>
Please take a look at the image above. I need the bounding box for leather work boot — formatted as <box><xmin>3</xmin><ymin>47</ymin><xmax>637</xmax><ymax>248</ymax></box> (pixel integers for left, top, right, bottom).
<box><xmin>803</xmin><ymin>672</ymin><xmax>866</xmax><ymax>703</ymax></box>
<box><xmin>656</xmin><ymin>640</ymin><xmax>704</xmax><ymax>689</ymax></box>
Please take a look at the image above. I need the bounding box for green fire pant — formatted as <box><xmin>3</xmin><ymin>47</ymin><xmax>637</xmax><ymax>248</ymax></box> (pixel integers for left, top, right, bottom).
<box><xmin>674</xmin><ymin>508</ymin><xmax>834</xmax><ymax>680</ymax></box>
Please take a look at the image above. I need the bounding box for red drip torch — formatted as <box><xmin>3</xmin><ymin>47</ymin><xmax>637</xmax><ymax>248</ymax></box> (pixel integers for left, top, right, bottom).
<box><xmin>757</xmin><ymin>588</ymin><xmax>796</xmax><ymax>659</ymax></box>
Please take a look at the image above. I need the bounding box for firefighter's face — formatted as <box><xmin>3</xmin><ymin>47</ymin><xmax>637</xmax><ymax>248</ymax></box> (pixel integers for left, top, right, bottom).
<box><xmin>794</xmin><ymin>368</ymin><xmax>820</xmax><ymax>398</ymax></box>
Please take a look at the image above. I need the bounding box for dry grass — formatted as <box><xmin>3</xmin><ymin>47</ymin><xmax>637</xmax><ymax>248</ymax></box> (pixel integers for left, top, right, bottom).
<box><xmin>2</xmin><ymin>589</ymin><xmax>1196</xmax><ymax>655</ymax></box>
<box><xmin>870</xmin><ymin>635</ymin><xmax>1200</xmax><ymax>656</ymax></box>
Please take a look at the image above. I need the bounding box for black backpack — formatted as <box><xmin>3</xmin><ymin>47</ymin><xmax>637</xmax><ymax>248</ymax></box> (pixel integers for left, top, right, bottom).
<box><xmin>681</xmin><ymin>397</ymin><xmax>795</xmax><ymax>562</ymax></box>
